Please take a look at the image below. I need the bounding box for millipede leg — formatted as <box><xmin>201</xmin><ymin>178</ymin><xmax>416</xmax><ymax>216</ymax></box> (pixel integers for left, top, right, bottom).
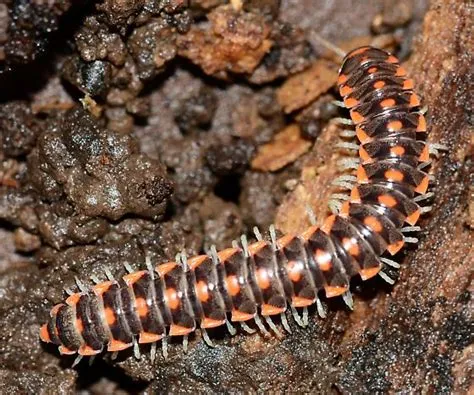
<box><xmin>145</xmin><ymin>255</ymin><xmax>155</xmax><ymax>279</ymax></box>
<box><xmin>380</xmin><ymin>257</ymin><xmax>400</xmax><ymax>269</ymax></box>
<box><xmin>264</xmin><ymin>316</ymin><xmax>283</xmax><ymax>338</ymax></box>
<box><xmin>72</xmin><ymin>354</ymin><xmax>83</xmax><ymax>368</ymax></box>
<box><xmin>90</xmin><ymin>274</ymin><xmax>101</xmax><ymax>284</ymax></box>
<box><xmin>378</xmin><ymin>271</ymin><xmax>395</xmax><ymax>285</ymax></box>
<box><xmin>201</xmin><ymin>328</ymin><xmax>215</xmax><ymax>347</ymax></box>
<box><xmin>240</xmin><ymin>321</ymin><xmax>256</xmax><ymax>334</ymax></box>
<box><xmin>305</xmin><ymin>204</ymin><xmax>317</xmax><ymax>226</ymax></box>
<box><xmin>64</xmin><ymin>287</ymin><xmax>74</xmax><ymax>295</ymax></box>
<box><xmin>124</xmin><ymin>262</ymin><xmax>134</xmax><ymax>273</ymax></box>
<box><xmin>302</xmin><ymin>307</ymin><xmax>309</xmax><ymax>326</ymax></box>
<box><xmin>74</xmin><ymin>276</ymin><xmax>89</xmax><ymax>293</ymax></box>
<box><xmin>182</xmin><ymin>335</ymin><xmax>189</xmax><ymax>353</ymax></box>
<box><xmin>225</xmin><ymin>319</ymin><xmax>237</xmax><ymax>336</ymax></box>
<box><xmin>254</xmin><ymin>315</ymin><xmax>270</xmax><ymax>337</ymax></box>
<box><xmin>162</xmin><ymin>337</ymin><xmax>169</xmax><ymax>359</ymax></box>
<box><xmin>280</xmin><ymin>312</ymin><xmax>292</xmax><ymax>334</ymax></box>
<box><xmin>253</xmin><ymin>226</ymin><xmax>263</xmax><ymax>241</ymax></box>
<box><xmin>342</xmin><ymin>291</ymin><xmax>354</xmax><ymax>311</ymax></box>
<box><xmin>104</xmin><ymin>267</ymin><xmax>115</xmax><ymax>281</ymax></box>
<box><xmin>111</xmin><ymin>352</ymin><xmax>118</xmax><ymax>361</ymax></box>
<box><xmin>290</xmin><ymin>306</ymin><xmax>304</xmax><ymax>327</ymax></box>
<box><xmin>150</xmin><ymin>342</ymin><xmax>157</xmax><ymax>363</ymax></box>
<box><xmin>316</xmin><ymin>298</ymin><xmax>327</xmax><ymax>318</ymax></box>
<box><xmin>133</xmin><ymin>337</ymin><xmax>141</xmax><ymax>360</ymax></box>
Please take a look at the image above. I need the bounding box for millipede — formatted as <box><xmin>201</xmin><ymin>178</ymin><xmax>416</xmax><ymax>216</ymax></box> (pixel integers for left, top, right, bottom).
<box><xmin>39</xmin><ymin>46</ymin><xmax>443</xmax><ymax>367</ymax></box>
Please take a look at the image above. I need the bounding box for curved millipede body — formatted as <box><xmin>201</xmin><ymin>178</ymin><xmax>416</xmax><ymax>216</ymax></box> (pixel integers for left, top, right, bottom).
<box><xmin>40</xmin><ymin>46</ymin><xmax>434</xmax><ymax>363</ymax></box>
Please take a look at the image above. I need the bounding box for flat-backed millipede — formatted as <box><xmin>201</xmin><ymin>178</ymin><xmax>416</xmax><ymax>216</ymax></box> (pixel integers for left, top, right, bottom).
<box><xmin>39</xmin><ymin>46</ymin><xmax>440</xmax><ymax>366</ymax></box>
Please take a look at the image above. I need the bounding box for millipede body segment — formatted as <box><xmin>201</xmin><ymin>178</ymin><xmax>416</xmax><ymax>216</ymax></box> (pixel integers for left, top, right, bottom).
<box><xmin>40</xmin><ymin>46</ymin><xmax>432</xmax><ymax>361</ymax></box>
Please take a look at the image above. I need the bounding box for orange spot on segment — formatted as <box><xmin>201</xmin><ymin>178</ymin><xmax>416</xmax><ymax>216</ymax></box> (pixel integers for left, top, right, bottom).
<box><xmin>287</xmin><ymin>260</ymin><xmax>302</xmax><ymax>282</ymax></box>
<box><xmin>356</xmin><ymin>126</ymin><xmax>372</xmax><ymax>143</ymax></box>
<box><xmin>169</xmin><ymin>324</ymin><xmax>194</xmax><ymax>336</ymax></box>
<box><xmin>410</xmin><ymin>93</ymin><xmax>421</xmax><ymax>107</ymax></box>
<box><xmin>380</xmin><ymin>98</ymin><xmax>396</xmax><ymax>108</ymax></box>
<box><xmin>39</xmin><ymin>324</ymin><xmax>51</xmax><ymax>343</ymax></box>
<box><xmin>321</xmin><ymin>215</ymin><xmax>336</xmax><ymax>234</ymax></box>
<box><xmin>405</xmin><ymin>209</ymin><xmax>421</xmax><ymax>226</ymax></box>
<box><xmin>395</xmin><ymin>66</ymin><xmax>407</xmax><ymax>76</ymax></box>
<box><xmin>217</xmin><ymin>248</ymin><xmax>239</xmax><ymax>263</ymax></box>
<box><xmin>92</xmin><ymin>281</ymin><xmax>113</xmax><ymax>296</ymax></box>
<box><xmin>324</xmin><ymin>285</ymin><xmax>348</xmax><ymax>298</ymax></box>
<box><xmin>79</xmin><ymin>345</ymin><xmax>101</xmax><ymax>356</ymax></box>
<box><xmin>348</xmin><ymin>47</ymin><xmax>369</xmax><ymax>57</ymax></box>
<box><xmin>261</xmin><ymin>304</ymin><xmax>285</xmax><ymax>316</ymax></box>
<box><xmin>277</xmin><ymin>234</ymin><xmax>296</xmax><ymax>248</ymax></box>
<box><xmin>363</xmin><ymin>216</ymin><xmax>383</xmax><ymax>233</ymax></box>
<box><xmin>359</xmin><ymin>146</ymin><xmax>372</xmax><ymax>162</ymax></box>
<box><xmin>201</xmin><ymin>317</ymin><xmax>226</xmax><ymax>329</ymax></box>
<box><xmin>156</xmin><ymin>262</ymin><xmax>177</xmax><ymax>277</ymax></box>
<box><xmin>196</xmin><ymin>280</ymin><xmax>210</xmax><ymax>303</ymax></box>
<box><xmin>344</xmin><ymin>97</ymin><xmax>360</xmax><ymax>108</ymax></box>
<box><xmin>225</xmin><ymin>275</ymin><xmax>241</xmax><ymax>297</ymax></box>
<box><xmin>139</xmin><ymin>331</ymin><xmax>163</xmax><ymax>344</ymax></box>
<box><xmin>291</xmin><ymin>296</ymin><xmax>314</xmax><ymax>307</ymax></box>
<box><xmin>384</xmin><ymin>169</ymin><xmax>405</xmax><ymax>182</ymax></box>
<box><xmin>75</xmin><ymin>318</ymin><xmax>84</xmax><ymax>333</ymax></box>
<box><xmin>247</xmin><ymin>240</ymin><xmax>267</xmax><ymax>256</ymax></box>
<box><xmin>417</xmin><ymin>114</ymin><xmax>427</xmax><ymax>132</ymax></box>
<box><xmin>342</xmin><ymin>237</ymin><xmax>360</xmax><ymax>256</ymax></box>
<box><xmin>368</xmin><ymin>67</ymin><xmax>378</xmax><ymax>74</ymax></box>
<box><xmin>107</xmin><ymin>339</ymin><xmax>131</xmax><ymax>352</ymax></box>
<box><xmin>104</xmin><ymin>307</ymin><xmax>116</xmax><ymax>326</ymax></box>
<box><xmin>50</xmin><ymin>304</ymin><xmax>63</xmax><ymax>317</ymax></box>
<box><xmin>231</xmin><ymin>310</ymin><xmax>255</xmax><ymax>322</ymax></box>
<box><xmin>59</xmin><ymin>346</ymin><xmax>75</xmax><ymax>355</ymax></box>
<box><xmin>387</xmin><ymin>240</ymin><xmax>405</xmax><ymax>255</ymax></box>
<box><xmin>378</xmin><ymin>194</ymin><xmax>398</xmax><ymax>208</ymax></box>
<box><xmin>357</xmin><ymin>165</ymin><xmax>369</xmax><ymax>182</ymax></box>
<box><xmin>65</xmin><ymin>293</ymin><xmax>81</xmax><ymax>306</ymax></box>
<box><xmin>359</xmin><ymin>265</ymin><xmax>381</xmax><ymax>280</ymax></box>
<box><xmin>339</xmin><ymin>85</ymin><xmax>353</xmax><ymax>96</ymax></box>
<box><xmin>350</xmin><ymin>187</ymin><xmax>361</xmax><ymax>203</ymax></box>
<box><xmin>256</xmin><ymin>268</ymin><xmax>271</xmax><ymax>290</ymax></box>
<box><xmin>387</xmin><ymin>55</ymin><xmax>399</xmax><ymax>64</ymax></box>
<box><xmin>337</xmin><ymin>74</ymin><xmax>348</xmax><ymax>85</ymax></box>
<box><xmin>315</xmin><ymin>249</ymin><xmax>332</xmax><ymax>271</ymax></box>
<box><xmin>339</xmin><ymin>201</ymin><xmax>351</xmax><ymax>217</ymax></box>
<box><xmin>390</xmin><ymin>146</ymin><xmax>406</xmax><ymax>156</ymax></box>
<box><xmin>123</xmin><ymin>270</ymin><xmax>145</xmax><ymax>286</ymax></box>
<box><xmin>419</xmin><ymin>144</ymin><xmax>430</xmax><ymax>162</ymax></box>
<box><xmin>187</xmin><ymin>255</ymin><xmax>208</xmax><ymax>270</ymax></box>
<box><xmin>374</xmin><ymin>80</ymin><xmax>385</xmax><ymax>89</ymax></box>
<box><xmin>135</xmin><ymin>297</ymin><xmax>149</xmax><ymax>318</ymax></box>
<box><xmin>350</xmin><ymin>110</ymin><xmax>365</xmax><ymax>124</ymax></box>
<box><xmin>165</xmin><ymin>288</ymin><xmax>180</xmax><ymax>310</ymax></box>
<box><xmin>387</xmin><ymin>120</ymin><xmax>403</xmax><ymax>131</ymax></box>
<box><xmin>301</xmin><ymin>226</ymin><xmax>318</xmax><ymax>241</ymax></box>
<box><xmin>403</xmin><ymin>79</ymin><xmax>414</xmax><ymax>90</ymax></box>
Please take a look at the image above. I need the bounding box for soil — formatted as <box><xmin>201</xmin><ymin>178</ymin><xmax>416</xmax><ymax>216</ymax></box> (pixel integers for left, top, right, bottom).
<box><xmin>0</xmin><ymin>0</ymin><xmax>471</xmax><ymax>393</ymax></box>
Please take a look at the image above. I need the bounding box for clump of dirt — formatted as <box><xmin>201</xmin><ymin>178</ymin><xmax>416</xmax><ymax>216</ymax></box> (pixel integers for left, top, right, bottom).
<box><xmin>0</xmin><ymin>0</ymin><xmax>471</xmax><ymax>394</ymax></box>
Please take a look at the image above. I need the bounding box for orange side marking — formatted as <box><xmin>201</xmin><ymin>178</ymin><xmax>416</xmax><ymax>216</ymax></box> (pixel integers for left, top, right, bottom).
<box><xmin>387</xmin><ymin>240</ymin><xmax>405</xmax><ymax>255</ymax></box>
<box><xmin>357</xmin><ymin>165</ymin><xmax>369</xmax><ymax>182</ymax></box>
<box><xmin>139</xmin><ymin>331</ymin><xmax>163</xmax><ymax>344</ymax></box>
<box><xmin>324</xmin><ymin>285</ymin><xmax>348</xmax><ymax>298</ymax></box>
<box><xmin>410</xmin><ymin>93</ymin><xmax>421</xmax><ymax>107</ymax></box>
<box><xmin>277</xmin><ymin>234</ymin><xmax>295</xmax><ymax>248</ymax></box>
<box><xmin>414</xmin><ymin>176</ymin><xmax>430</xmax><ymax>194</ymax></box>
<box><xmin>390</xmin><ymin>146</ymin><xmax>406</xmax><ymax>156</ymax></box>
<box><xmin>165</xmin><ymin>288</ymin><xmax>180</xmax><ymax>310</ymax></box>
<box><xmin>419</xmin><ymin>144</ymin><xmax>430</xmax><ymax>162</ymax></box>
<box><xmin>350</xmin><ymin>110</ymin><xmax>365</xmax><ymax>124</ymax></box>
<box><xmin>395</xmin><ymin>66</ymin><xmax>407</xmax><ymax>76</ymax></box>
<box><xmin>350</xmin><ymin>187</ymin><xmax>361</xmax><ymax>203</ymax></box>
<box><xmin>261</xmin><ymin>304</ymin><xmax>285</xmax><ymax>316</ymax></box>
<box><xmin>315</xmin><ymin>249</ymin><xmax>332</xmax><ymax>271</ymax></box>
<box><xmin>92</xmin><ymin>281</ymin><xmax>113</xmax><ymax>296</ymax></box>
<box><xmin>75</xmin><ymin>318</ymin><xmax>84</xmax><ymax>333</ymax></box>
<box><xmin>367</xmin><ymin>67</ymin><xmax>378</xmax><ymax>74</ymax></box>
<box><xmin>363</xmin><ymin>216</ymin><xmax>383</xmax><ymax>233</ymax></box>
<box><xmin>107</xmin><ymin>339</ymin><xmax>132</xmax><ymax>352</ymax></box>
<box><xmin>374</xmin><ymin>80</ymin><xmax>385</xmax><ymax>89</ymax></box>
<box><xmin>387</xmin><ymin>120</ymin><xmax>403</xmax><ymax>131</ymax></box>
<box><xmin>79</xmin><ymin>345</ymin><xmax>101</xmax><ymax>356</ymax></box>
<box><xmin>356</xmin><ymin>126</ymin><xmax>372</xmax><ymax>143</ymax></box>
<box><xmin>201</xmin><ymin>317</ymin><xmax>226</xmax><ymax>329</ymax></box>
<box><xmin>287</xmin><ymin>260</ymin><xmax>302</xmax><ymax>282</ymax></box>
<box><xmin>348</xmin><ymin>47</ymin><xmax>369</xmax><ymax>57</ymax></box>
<box><xmin>339</xmin><ymin>201</ymin><xmax>351</xmax><ymax>217</ymax></box>
<box><xmin>218</xmin><ymin>247</ymin><xmax>239</xmax><ymax>263</ymax></box>
<box><xmin>342</xmin><ymin>237</ymin><xmax>360</xmax><ymax>257</ymax></box>
<box><xmin>340</xmin><ymin>85</ymin><xmax>353</xmax><ymax>96</ymax></box>
<box><xmin>169</xmin><ymin>324</ymin><xmax>194</xmax><ymax>336</ymax></box>
<box><xmin>65</xmin><ymin>293</ymin><xmax>81</xmax><ymax>306</ymax></box>
<box><xmin>50</xmin><ymin>304</ymin><xmax>63</xmax><ymax>317</ymax></box>
<box><xmin>291</xmin><ymin>296</ymin><xmax>314</xmax><ymax>307</ymax></box>
<box><xmin>39</xmin><ymin>324</ymin><xmax>51</xmax><ymax>342</ymax></box>
<box><xmin>403</xmin><ymin>79</ymin><xmax>414</xmax><ymax>90</ymax></box>
<box><xmin>231</xmin><ymin>310</ymin><xmax>255</xmax><ymax>322</ymax></box>
<box><xmin>247</xmin><ymin>240</ymin><xmax>267</xmax><ymax>256</ymax></box>
<box><xmin>256</xmin><ymin>268</ymin><xmax>271</xmax><ymax>290</ymax></box>
<box><xmin>196</xmin><ymin>280</ymin><xmax>210</xmax><ymax>303</ymax></box>
<box><xmin>123</xmin><ymin>270</ymin><xmax>146</xmax><ymax>286</ymax></box>
<box><xmin>387</xmin><ymin>55</ymin><xmax>399</xmax><ymax>64</ymax></box>
<box><xmin>378</xmin><ymin>194</ymin><xmax>397</xmax><ymax>208</ymax></box>
<box><xmin>405</xmin><ymin>209</ymin><xmax>421</xmax><ymax>226</ymax></box>
<box><xmin>384</xmin><ymin>169</ymin><xmax>405</xmax><ymax>182</ymax></box>
<box><xmin>417</xmin><ymin>114</ymin><xmax>427</xmax><ymax>132</ymax></box>
<box><xmin>59</xmin><ymin>346</ymin><xmax>76</xmax><ymax>355</ymax></box>
<box><xmin>301</xmin><ymin>225</ymin><xmax>318</xmax><ymax>241</ymax></box>
<box><xmin>359</xmin><ymin>265</ymin><xmax>381</xmax><ymax>280</ymax></box>
<box><xmin>344</xmin><ymin>97</ymin><xmax>360</xmax><ymax>108</ymax></box>
<box><xmin>187</xmin><ymin>255</ymin><xmax>208</xmax><ymax>270</ymax></box>
<box><xmin>337</xmin><ymin>74</ymin><xmax>348</xmax><ymax>85</ymax></box>
<box><xmin>104</xmin><ymin>307</ymin><xmax>116</xmax><ymax>326</ymax></box>
<box><xmin>359</xmin><ymin>146</ymin><xmax>372</xmax><ymax>163</ymax></box>
<box><xmin>225</xmin><ymin>275</ymin><xmax>240</xmax><ymax>296</ymax></box>
<box><xmin>156</xmin><ymin>262</ymin><xmax>177</xmax><ymax>277</ymax></box>
<box><xmin>135</xmin><ymin>297</ymin><xmax>149</xmax><ymax>317</ymax></box>
<box><xmin>380</xmin><ymin>98</ymin><xmax>396</xmax><ymax>108</ymax></box>
<box><xmin>321</xmin><ymin>215</ymin><xmax>336</xmax><ymax>234</ymax></box>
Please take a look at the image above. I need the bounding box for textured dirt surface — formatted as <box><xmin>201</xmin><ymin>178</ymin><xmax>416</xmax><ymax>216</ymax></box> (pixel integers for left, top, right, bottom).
<box><xmin>0</xmin><ymin>0</ymin><xmax>472</xmax><ymax>393</ymax></box>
